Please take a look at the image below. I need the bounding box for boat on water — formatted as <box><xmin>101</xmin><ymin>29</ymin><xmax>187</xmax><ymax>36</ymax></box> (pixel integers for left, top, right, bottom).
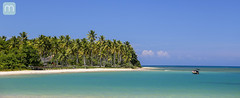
<box><xmin>192</xmin><ymin>69</ymin><xmax>199</xmax><ymax>74</ymax></box>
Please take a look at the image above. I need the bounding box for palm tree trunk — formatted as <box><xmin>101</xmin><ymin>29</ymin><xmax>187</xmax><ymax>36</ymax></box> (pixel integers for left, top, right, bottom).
<box><xmin>106</xmin><ymin>55</ymin><xmax>109</xmax><ymax>64</ymax></box>
<box><xmin>120</xmin><ymin>55</ymin><xmax>122</xmax><ymax>64</ymax></box>
<box><xmin>83</xmin><ymin>54</ymin><xmax>86</xmax><ymax>65</ymax></box>
<box><xmin>100</xmin><ymin>57</ymin><xmax>102</xmax><ymax>67</ymax></box>
<box><xmin>118</xmin><ymin>52</ymin><xmax>120</xmax><ymax>64</ymax></box>
<box><xmin>76</xmin><ymin>54</ymin><xmax>79</xmax><ymax>65</ymax></box>
<box><xmin>114</xmin><ymin>52</ymin><xmax>116</xmax><ymax>67</ymax></box>
<box><xmin>99</xmin><ymin>50</ymin><xmax>102</xmax><ymax>67</ymax></box>
<box><xmin>91</xmin><ymin>51</ymin><xmax>93</xmax><ymax>66</ymax></box>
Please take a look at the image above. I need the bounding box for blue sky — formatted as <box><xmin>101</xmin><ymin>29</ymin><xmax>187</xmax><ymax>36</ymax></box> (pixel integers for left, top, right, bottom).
<box><xmin>0</xmin><ymin>0</ymin><xmax>240</xmax><ymax>66</ymax></box>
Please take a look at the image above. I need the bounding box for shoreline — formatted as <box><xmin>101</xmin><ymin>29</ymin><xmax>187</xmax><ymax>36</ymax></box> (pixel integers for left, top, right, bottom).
<box><xmin>0</xmin><ymin>67</ymin><xmax>154</xmax><ymax>76</ymax></box>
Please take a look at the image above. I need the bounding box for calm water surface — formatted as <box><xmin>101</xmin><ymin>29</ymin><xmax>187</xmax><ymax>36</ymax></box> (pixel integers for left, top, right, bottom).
<box><xmin>0</xmin><ymin>66</ymin><xmax>240</xmax><ymax>98</ymax></box>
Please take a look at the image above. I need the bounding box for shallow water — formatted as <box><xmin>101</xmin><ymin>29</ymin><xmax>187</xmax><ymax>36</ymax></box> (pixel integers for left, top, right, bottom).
<box><xmin>0</xmin><ymin>66</ymin><xmax>240</xmax><ymax>98</ymax></box>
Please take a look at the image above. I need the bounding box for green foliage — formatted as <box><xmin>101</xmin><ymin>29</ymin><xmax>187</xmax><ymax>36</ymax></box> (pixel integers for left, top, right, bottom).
<box><xmin>122</xmin><ymin>63</ymin><xmax>133</xmax><ymax>68</ymax></box>
<box><xmin>0</xmin><ymin>31</ymin><xmax>141</xmax><ymax>70</ymax></box>
<box><xmin>21</xmin><ymin>45</ymin><xmax>41</xmax><ymax>67</ymax></box>
<box><xmin>0</xmin><ymin>46</ymin><xmax>41</xmax><ymax>70</ymax></box>
<box><xmin>130</xmin><ymin>50</ymin><xmax>141</xmax><ymax>68</ymax></box>
<box><xmin>0</xmin><ymin>48</ymin><xmax>25</xmax><ymax>70</ymax></box>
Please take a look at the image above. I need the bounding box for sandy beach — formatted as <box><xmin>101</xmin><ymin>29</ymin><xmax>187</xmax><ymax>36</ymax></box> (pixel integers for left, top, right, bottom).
<box><xmin>0</xmin><ymin>67</ymin><xmax>154</xmax><ymax>76</ymax></box>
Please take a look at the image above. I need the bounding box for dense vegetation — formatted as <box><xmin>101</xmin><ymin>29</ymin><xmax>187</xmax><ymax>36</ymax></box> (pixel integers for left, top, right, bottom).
<box><xmin>0</xmin><ymin>30</ymin><xmax>141</xmax><ymax>70</ymax></box>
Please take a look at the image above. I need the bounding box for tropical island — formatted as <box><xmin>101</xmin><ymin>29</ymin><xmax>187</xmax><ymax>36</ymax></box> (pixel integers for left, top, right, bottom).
<box><xmin>0</xmin><ymin>30</ymin><xmax>141</xmax><ymax>73</ymax></box>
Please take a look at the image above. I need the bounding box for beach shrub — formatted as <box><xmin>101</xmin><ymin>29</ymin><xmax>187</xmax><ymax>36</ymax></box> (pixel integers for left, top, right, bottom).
<box><xmin>105</xmin><ymin>61</ymin><xmax>112</xmax><ymax>67</ymax></box>
<box><xmin>122</xmin><ymin>63</ymin><xmax>133</xmax><ymax>68</ymax></box>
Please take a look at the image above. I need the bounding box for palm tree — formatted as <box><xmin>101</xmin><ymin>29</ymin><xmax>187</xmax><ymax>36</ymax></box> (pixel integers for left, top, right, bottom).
<box><xmin>74</xmin><ymin>39</ymin><xmax>82</xmax><ymax>65</ymax></box>
<box><xmin>105</xmin><ymin>40</ymin><xmax>112</xmax><ymax>65</ymax></box>
<box><xmin>123</xmin><ymin>41</ymin><xmax>132</xmax><ymax>63</ymax></box>
<box><xmin>112</xmin><ymin>39</ymin><xmax>117</xmax><ymax>66</ymax></box>
<box><xmin>0</xmin><ymin>36</ymin><xmax>7</xmax><ymax>52</ymax></box>
<box><xmin>19</xmin><ymin>32</ymin><xmax>28</xmax><ymax>42</ymax></box>
<box><xmin>81</xmin><ymin>38</ymin><xmax>88</xmax><ymax>66</ymax></box>
<box><xmin>98</xmin><ymin>35</ymin><xmax>105</xmax><ymax>67</ymax></box>
<box><xmin>87</xmin><ymin>30</ymin><xmax>97</xmax><ymax>43</ymax></box>
<box><xmin>18</xmin><ymin>32</ymin><xmax>28</xmax><ymax>50</ymax></box>
<box><xmin>65</xmin><ymin>35</ymin><xmax>71</xmax><ymax>47</ymax></box>
<box><xmin>35</xmin><ymin>35</ymin><xmax>52</xmax><ymax>65</ymax></box>
<box><xmin>35</xmin><ymin>35</ymin><xmax>45</xmax><ymax>59</ymax></box>
<box><xmin>59</xmin><ymin>35</ymin><xmax>71</xmax><ymax>66</ymax></box>
<box><xmin>117</xmin><ymin>40</ymin><xmax>123</xmax><ymax>65</ymax></box>
<box><xmin>1</xmin><ymin>36</ymin><xmax>7</xmax><ymax>40</ymax></box>
<box><xmin>87</xmin><ymin>30</ymin><xmax>97</xmax><ymax>66</ymax></box>
<box><xmin>58</xmin><ymin>49</ymin><xmax>68</xmax><ymax>66</ymax></box>
<box><xmin>51</xmin><ymin>36</ymin><xmax>60</xmax><ymax>65</ymax></box>
<box><xmin>8</xmin><ymin>36</ymin><xmax>19</xmax><ymax>50</ymax></box>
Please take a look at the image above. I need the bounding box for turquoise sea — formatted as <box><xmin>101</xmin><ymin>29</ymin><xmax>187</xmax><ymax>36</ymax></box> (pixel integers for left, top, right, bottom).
<box><xmin>0</xmin><ymin>65</ymin><xmax>240</xmax><ymax>98</ymax></box>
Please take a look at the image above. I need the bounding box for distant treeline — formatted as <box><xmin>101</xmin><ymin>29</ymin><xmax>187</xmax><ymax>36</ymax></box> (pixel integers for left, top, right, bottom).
<box><xmin>0</xmin><ymin>30</ymin><xmax>141</xmax><ymax>70</ymax></box>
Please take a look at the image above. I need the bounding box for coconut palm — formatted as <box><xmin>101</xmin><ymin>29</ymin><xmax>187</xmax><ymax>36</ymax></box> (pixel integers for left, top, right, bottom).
<box><xmin>35</xmin><ymin>35</ymin><xmax>52</xmax><ymax>65</ymax></box>
<box><xmin>81</xmin><ymin>38</ymin><xmax>88</xmax><ymax>66</ymax></box>
<box><xmin>123</xmin><ymin>41</ymin><xmax>132</xmax><ymax>63</ymax></box>
<box><xmin>87</xmin><ymin>30</ymin><xmax>97</xmax><ymax>66</ymax></box>
<box><xmin>0</xmin><ymin>36</ymin><xmax>7</xmax><ymax>52</ymax></box>
<box><xmin>112</xmin><ymin>39</ymin><xmax>118</xmax><ymax>66</ymax></box>
<box><xmin>51</xmin><ymin>36</ymin><xmax>60</xmax><ymax>65</ymax></box>
<box><xmin>59</xmin><ymin>35</ymin><xmax>71</xmax><ymax>66</ymax></box>
<box><xmin>105</xmin><ymin>40</ymin><xmax>113</xmax><ymax>65</ymax></box>
<box><xmin>8</xmin><ymin>36</ymin><xmax>19</xmax><ymax>50</ymax></box>
<box><xmin>117</xmin><ymin>40</ymin><xmax>123</xmax><ymax>64</ymax></box>
<box><xmin>97</xmin><ymin>35</ymin><xmax>105</xmax><ymax>67</ymax></box>
<box><xmin>74</xmin><ymin>39</ymin><xmax>82</xmax><ymax>65</ymax></box>
<box><xmin>19</xmin><ymin>32</ymin><xmax>28</xmax><ymax>42</ymax></box>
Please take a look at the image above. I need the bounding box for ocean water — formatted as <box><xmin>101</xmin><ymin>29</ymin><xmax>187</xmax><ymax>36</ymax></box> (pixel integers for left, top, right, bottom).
<box><xmin>0</xmin><ymin>66</ymin><xmax>240</xmax><ymax>98</ymax></box>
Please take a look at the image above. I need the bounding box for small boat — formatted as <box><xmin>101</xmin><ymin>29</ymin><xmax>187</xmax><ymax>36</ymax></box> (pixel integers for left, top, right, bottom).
<box><xmin>192</xmin><ymin>70</ymin><xmax>199</xmax><ymax>74</ymax></box>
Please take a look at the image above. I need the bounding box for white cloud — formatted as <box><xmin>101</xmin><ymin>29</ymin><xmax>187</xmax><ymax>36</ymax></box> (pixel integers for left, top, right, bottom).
<box><xmin>157</xmin><ymin>50</ymin><xmax>169</xmax><ymax>57</ymax></box>
<box><xmin>141</xmin><ymin>50</ymin><xmax>154</xmax><ymax>56</ymax></box>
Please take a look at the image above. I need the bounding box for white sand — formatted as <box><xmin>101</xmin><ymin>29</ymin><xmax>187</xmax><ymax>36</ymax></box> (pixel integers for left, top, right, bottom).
<box><xmin>0</xmin><ymin>67</ymin><xmax>152</xmax><ymax>76</ymax></box>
